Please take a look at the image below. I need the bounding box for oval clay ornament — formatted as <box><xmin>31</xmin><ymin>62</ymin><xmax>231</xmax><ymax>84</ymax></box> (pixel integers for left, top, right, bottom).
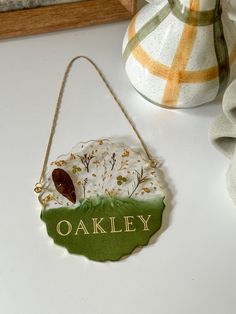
<box><xmin>39</xmin><ymin>140</ymin><xmax>165</xmax><ymax>262</ymax></box>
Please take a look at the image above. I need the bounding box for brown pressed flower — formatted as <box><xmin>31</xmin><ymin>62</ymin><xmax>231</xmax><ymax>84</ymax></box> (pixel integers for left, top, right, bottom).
<box><xmin>52</xmin><ymin>168</ymin><xmax>76</xmax><ymax>204</ymax></box>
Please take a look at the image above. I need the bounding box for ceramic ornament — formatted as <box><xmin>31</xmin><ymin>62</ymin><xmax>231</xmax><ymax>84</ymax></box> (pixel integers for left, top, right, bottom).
<box><xmin>39</xmin><ymin>140</ymin><xmax>165</xmax><ymax>261</ymax></box>
<box><xmin>123</xmin><ymin>0</ymin><xmax>236</xmax><ymax>108</ymax></box>
<box><xmin>35</xmin><ymin>56</ymin><xmax>166</xmax><ymax>262</ymax></box>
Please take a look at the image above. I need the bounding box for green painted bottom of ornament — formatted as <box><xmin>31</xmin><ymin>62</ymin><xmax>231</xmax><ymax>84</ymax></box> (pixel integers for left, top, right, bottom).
<box><xmin>41</xmin><ymin>196</ymin><xmax>165</xmax><ymax>261</ymax></box>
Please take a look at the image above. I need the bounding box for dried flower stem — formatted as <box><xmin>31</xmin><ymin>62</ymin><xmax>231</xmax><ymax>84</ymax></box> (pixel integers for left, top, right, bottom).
<box><xmin>109</xmin><ymin>153</ymin><xmax>116</xmax><ymax>171</ymax></box>
<box><xmin>79</xmin><ymin>153</ymin><xmax>94</xmax><ymax>172</ymax></box>
<box><xmin>81</xmin><ymin>178</ymin><xmax>88</xmax><ymax>199</ymax></box>
<box><xmin>129</xmin><ymin>168</ymin><xmax>149</xmax><ymax>198</ymax></box>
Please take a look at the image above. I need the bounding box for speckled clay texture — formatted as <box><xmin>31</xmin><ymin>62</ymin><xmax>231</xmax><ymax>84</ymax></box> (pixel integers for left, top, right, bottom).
<box><xmin>123</xmin><ymin>0</ymin><xmax>236</xmax><ymax>108</ymax></box>
<box><xmin>39</xmin><ymin>140</ymin><xmax>164</xmax><ymax>210</ymax></box>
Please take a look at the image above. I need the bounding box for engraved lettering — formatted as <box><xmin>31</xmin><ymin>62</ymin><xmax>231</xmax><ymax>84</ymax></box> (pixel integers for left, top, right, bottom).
<box><xmin>92</xmin><ymin>218</ymin><xmax>107</xmax><ymax>234</ymax></box>
<box><xmin>124</xmin><ymin>216</ymin><xmax>136</xmax><ymax>232</ymax></box>
<box><xmin>56</xmin><ymin>214</ymin><xmax>152</xmax><ymax>236</ymax></box>
<box><xmin>75</xmin><ymin>219</ymin><xmax>89</xmax><ymax>235</ymax></box>
<box><xmin>110</xmin><ymin>217</ymin><xmax>122</xmax><ymax>233</ymax></box>
<box><xmin>137</xmin><ymin>215</ymin><xmax>151</xmax><ymax>231</ymax></box>
<box><xmin>56</xmin><ymin>220</ymin><xmax>72</xmax><ymax>236</ymax></box>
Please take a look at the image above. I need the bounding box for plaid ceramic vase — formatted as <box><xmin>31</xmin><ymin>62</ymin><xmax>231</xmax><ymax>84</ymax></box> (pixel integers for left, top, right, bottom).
<box><xmin>123</xmin><ymin>0</ymin><xmax>236</xmax><ymax>108</ymax></box>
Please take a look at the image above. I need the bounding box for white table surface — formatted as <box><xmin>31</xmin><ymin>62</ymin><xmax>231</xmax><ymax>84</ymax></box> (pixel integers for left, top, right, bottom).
<box><xmin>0</xmin><ymin>21</ymin><xmax>236</xmax><ymax>314</ymax></box>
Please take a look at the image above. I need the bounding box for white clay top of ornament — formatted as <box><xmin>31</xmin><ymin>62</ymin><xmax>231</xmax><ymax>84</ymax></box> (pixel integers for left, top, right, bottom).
<box><xmin>39</xmin><ymin>140</ymin><xmax>165</xmax><ymax>210</ymax></box>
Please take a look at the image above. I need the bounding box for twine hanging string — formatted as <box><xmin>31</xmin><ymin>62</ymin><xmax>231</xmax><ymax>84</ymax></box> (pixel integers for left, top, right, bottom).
<box><xmin>34</xmin><ymin>56</ymin><xmax>156</xmax><ymax>193</ymax></box>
